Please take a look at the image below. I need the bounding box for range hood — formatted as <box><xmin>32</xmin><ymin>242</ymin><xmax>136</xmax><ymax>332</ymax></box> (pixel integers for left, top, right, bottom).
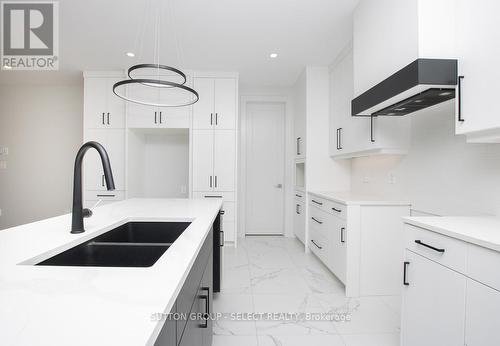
<box><xmin>352</xmin><ymin>59</ymin><xmax>458</xmax><ymax>117</ymax></box>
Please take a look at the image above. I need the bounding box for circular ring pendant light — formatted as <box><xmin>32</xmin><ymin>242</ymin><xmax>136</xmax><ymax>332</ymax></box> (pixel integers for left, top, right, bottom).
<box><xmin>112</xmin><ymin>0</ymin><xmax>198</xmax><ymax>108</ymax></box>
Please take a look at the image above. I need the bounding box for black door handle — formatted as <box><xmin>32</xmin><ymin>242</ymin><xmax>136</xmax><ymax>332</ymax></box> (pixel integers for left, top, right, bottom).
<box><xmin>210</xmin><ymin>113</ymin><xmax>213</xmax><ymax>125</ymax></box>
<box><xmin>311</xmin><ymin>199</ymin><xmax>323</xmax><ymax>206</ymax></box>
<box><xmin>311</xmin><ymin>217</ymin><xmax>323</xmax><ymax>224</ymax></box>
<box><xmin>414</xmin><ymin>240</ymin><xmax>445</xmax><ymax>253</ymax></box>
<box><xmin>199</xmin><ymin>287</ymin><xmax>210</xmax><ymax>328</ymax></box>
<box><xmin>159</xmin><ymin>111</ymin><xmax>162</xmax><ymax>124</ymax></box>
<box><xmin>215</xmin><ymin>113</ymin><xmax>218</xmax><ymax>125</ymax></box>
<box><xmin>332</xmin><ymin>207</ymin><xmax>341</xmax><ymax>213</ymax></box>
<box><xmin>458</xmin><ymin>75</ymin><xmax>464</xmax><ymax>122</ymax></box>
<box><xmin>107</xmin><ymin>112</ymin><xmax>110</xmax><ymax>125</ymax></box>
<box><xmin>296</xmin><ymin>204</ymin><xmax>300</xmax><ymax>214</ymax></box>
<box><xmin>403</xmin><ymin>261</ymin><xmax>410</xmax><ymax>286</ymax></box>
<box><xmin>295</xmin><ymin>194</ymin><xmax>302</xmax><ymax>198</ymax></box>
<box><xmin>311</xmin><ymin>239</ymin><xmax>322</xmax><ymax>249</ymax></box>
<box><xmin>154</xmin><ymin>111</ymin><xmax>157</xmax><ymax>124</ymax></box>
<box><xmin>340</xmin><ymin>227</ymin><xmax>345</xmax><ymax>243</ymax></box>
<box><xmin>102</xmin><ymin>113</ymin><xmax>105</xmax><ymax>125</ymax></box>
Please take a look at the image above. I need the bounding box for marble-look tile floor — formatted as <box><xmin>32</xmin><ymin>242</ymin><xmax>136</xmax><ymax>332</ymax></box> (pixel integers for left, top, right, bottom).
<box><xmin>213</xmin><ymin>236</ymin><xmax>401</xmax><ymax>346</ymax></box>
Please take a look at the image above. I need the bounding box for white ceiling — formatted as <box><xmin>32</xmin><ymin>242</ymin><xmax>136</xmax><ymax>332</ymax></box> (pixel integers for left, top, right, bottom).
<box><xmin>0</xmin><ymin>0</ymin><xmax>359</xmax><ymax>86</ymax></box>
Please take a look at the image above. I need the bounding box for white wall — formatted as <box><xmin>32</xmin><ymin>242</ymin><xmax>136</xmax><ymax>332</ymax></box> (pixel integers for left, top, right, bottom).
<box><xmin>0</xmin><ymin>84</ymin><xmax>83</xmax><ymax>230</ymax></box>
<box><xmin>350</xmin><ymin>100</ymin><xmax>500</xmax><ymax>216</ymax></box>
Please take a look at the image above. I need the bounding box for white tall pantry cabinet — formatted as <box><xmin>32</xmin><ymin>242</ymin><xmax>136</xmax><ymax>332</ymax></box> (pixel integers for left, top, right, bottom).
<box><xmin>192</xmin><ymin>74</ymin><xmax>238</xmax><ymax>243</ymax></box>
<box><xmin>83</xmin><ymin>71</ymin><xmax>239</xmax><ymax>243</ymax></box>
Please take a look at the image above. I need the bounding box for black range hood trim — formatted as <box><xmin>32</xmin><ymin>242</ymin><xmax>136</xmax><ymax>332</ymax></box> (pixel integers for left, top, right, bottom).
<box><xmin>352</xmin><ymin>59</ymin><xmax>458</xmax><ymax>117</ymax></box>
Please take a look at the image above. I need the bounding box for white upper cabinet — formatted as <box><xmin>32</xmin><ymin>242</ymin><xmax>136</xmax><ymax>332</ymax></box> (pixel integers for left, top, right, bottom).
<box><xmin>455</xmin><ymin>0</ymin><xmax>500</xmax><ymax>142</ymax></box>
<box><xmin>330</xmin><ymin>46</ymin><xmax>410</xmax><ymax>159</ymax></box>
<box><xmin>353</xmin><ymin>0</ymin><xmax>456</xmax><ymax>97</ymax></box>
<box><xmin>83</xmin><ymin>129</ymin><xmax>125</xmax><ymax>191</ymax></box>
<box><xmin>293</xmin><ymin>71</ymin><xmax>306</xmax><ymax>159</ymax></box>
<box><xmin>193</xmin><ymin>77</ymin><xmax>237</xmax><ymax>130</ymax></box>
<box><xmin>84</xmin><ymin>77</ymin><xmax>125</xmax><ymax>129</ymax></box>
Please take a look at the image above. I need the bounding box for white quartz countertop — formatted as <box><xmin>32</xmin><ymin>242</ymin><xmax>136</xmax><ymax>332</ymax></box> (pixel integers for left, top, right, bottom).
<box><xmin>0</xmin><ymin>198</ymin><xmax>222</xmax><ymax>346</ymax></box>
<box><xmin>403</xmin><ymin>216</ymin><xmax>500</xmax><ymax>253</ymax></box>
<box><xmin>308</xmin><ymin>191</ymin><xmax>411</xmax><ymax>206</ymax></box>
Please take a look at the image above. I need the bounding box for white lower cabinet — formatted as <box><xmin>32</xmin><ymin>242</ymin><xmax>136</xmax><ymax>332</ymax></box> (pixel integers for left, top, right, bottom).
<box><xmin>401</xmin><ymin>221</ymin><xmax>500</xmax><ymax>346</ymax></box>
<box><xmin>307</xmin><ymin>192</ymin><xmax>410</xmax><ymax>296</ymax></box>
<box><xmin>401</xmin><ymin>250</ymin><xmax>466</xmax><ymax>346</ymax></box>
<box><xmin>294</xmin><ymin>192</ymin><xmax>305</xmax><ymax>244</ymax></box>
<box><xmin>465</xmin><ymin>279</ymin><xmax>500</xmax><ymax>346</ymax></box>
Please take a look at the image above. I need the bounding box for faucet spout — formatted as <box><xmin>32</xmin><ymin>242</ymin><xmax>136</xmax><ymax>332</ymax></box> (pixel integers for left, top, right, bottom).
<box><xmin>71</xmin><ymin>141</ymin><xmax>115</xmax><ymax>234</ymax></box>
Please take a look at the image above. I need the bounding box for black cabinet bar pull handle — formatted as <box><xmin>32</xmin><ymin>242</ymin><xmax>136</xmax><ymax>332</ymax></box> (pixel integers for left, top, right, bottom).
<box><xmin>311</xmin><ymin>199</ymin><xmax>323</xmax><ymax>206</ymax></box>
<box><xmin>296</xmin><ymin>204</ymin><xmax>300</xmax><ymax>214</ymax></box>
<box><xmin>296</xmin><ymin>137</ymin><xmax>301</xmax><ymax>155</ymax></box>
<box><xmin>199</xmin><ymin>287</ymin><xmax>209</xmax><ymax>328</ymax></box>
<box><xmin>215</xmin><ymin>113</ymin><xmax>218</xmax><ymax>125</ymax></box>
<box><xmin>338</xmin><ymin>128</ymin><xmax>343</xmax><ymax>149</ymax></box>
<box><xmin>159</xmin><ymin>111</ymin><xmax>162</xmax><ymax>124</ymax></box>
<box><xmin>154</xmin><ymin>111</ymin><xmax>157</xmax><ymax>124</ymax></box>
<box><xmin>332</xmin><ymin>207</ymin><xmax>341</xmax><ymax>213</ymax></box>
<box><xmin>458</xmin><ymin>75</ymin><xmax>464</xmax><ymax>122</ymax></box>
<box><xmin>370</xmin><ymin>115</ymin><xmax>376</xmax><ymax>142</ymax></box>
<box><xmin>107</xmin><ymin>113</ymin><xmax>110</xmax><ymax>125</ymax></box>
<box><xmin>204</xmin><ymin>195</ymin><xmax>222</xmax><ymax>198</ymax></box>
<box><xmin>311</xmin><ymin>239</ymin><xmax>322</xmax><ymax>249</ymax></box>
<box><xmin>209</xmin><ymin>176</ymin><xmax>212</xmax><ymax>188</ymax></box>
<box><xmin>340</xmin><ymin>227</ymin><xmax>345</xmax><ymax>243</ymax></box>
<box><xmin>220</xmin><ymin>230</ymin><xmax>224</xmax><ymax>247</ymax></box>
<box><xmin>102</xmin><ymin>113</ymin><xmax>105</xmax><ymax>125</ymax></box>
<box><xmin>295</xmin><ymin>194</ymin><xmax>302</xmax><ymax>198</ymax></box>
<box><xmin>311</xmin><ymin>217</ymin><xmax>323</xmax><ymax>224</ymax></box>
<box><xmin>210</xmin><ymin>113</ymin><xmax>213</xmax><ymax>125</ymax></box>
<box><xmin>101</xmin><ymin>174</ymin><xmax>105</xmax><ymax>187</ymax></box>
<box><xmin>403</xmin><ymin>261</ymin><xmax>410</xmax><ymax>286</ymax></box>
<box><xmin>96</xmin><ymin>194</ymin><xmax>115</xmax><ymax>197</ymax></box>
<box><xmin>215</xmin><ymin>176</ymin><xmax>218</xmax><ymax>188</ymax></box>
<box><xmin>414</xmin><ymin>240</ymin><xmax>445</xmax><ymax>253</ymax></box>
<box><xmin>336</xmin><ymin>128</ymin><xmax>340</xmax><ymax>150</ymax></box>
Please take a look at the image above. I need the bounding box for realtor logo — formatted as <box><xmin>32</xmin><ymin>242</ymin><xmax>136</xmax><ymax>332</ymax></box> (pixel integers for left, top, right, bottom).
<box><xmin>1</xmin><ymin>1</ymin><xmax>59</xmax><ymax>70</ymax></box>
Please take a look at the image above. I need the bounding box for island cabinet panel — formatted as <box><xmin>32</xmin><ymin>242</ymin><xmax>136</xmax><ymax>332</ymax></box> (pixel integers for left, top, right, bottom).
<box><xmin>153</xmin><ymin>229</ymin><xmax>213</xmax><ymax>346</ymax></box>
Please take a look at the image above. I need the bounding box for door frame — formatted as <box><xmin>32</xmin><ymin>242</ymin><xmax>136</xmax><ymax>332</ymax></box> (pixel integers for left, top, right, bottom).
<box><xmin>239</xmin><ymin>95</ymin><xmax>294</xmax><ymax>238</ymax></box>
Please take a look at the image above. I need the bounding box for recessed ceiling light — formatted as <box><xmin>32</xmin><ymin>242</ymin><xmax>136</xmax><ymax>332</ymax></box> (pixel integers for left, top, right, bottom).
<box><xmin>269</xmin><ymin>53</ymin><xmax>278</xmax><ymax>59</ymax></box>
<box><xmin>126</xmin><ymin>52</ymin><xmax>135</xmax><ymax>58</ymax></box>
<box><xmin>3</xmin><ymin>65</ymin><xmax>11</xmax><ymax>70</ymax></box>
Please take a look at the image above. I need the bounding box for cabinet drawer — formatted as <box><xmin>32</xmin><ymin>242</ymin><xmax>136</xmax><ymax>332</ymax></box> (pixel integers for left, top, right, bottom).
<box><xmin>325</xmin><ymin>200</ymin><xmax>346</xmax><ymax>219</ymax></box>
<box><xmin>404</xmin><ymin>224</ymin><xmax>468</xmax><ymax>273</ymax></box>
<box><xmin>309</xmin><ymin>195</ymin><xmax>327</xmax><ymax>211</ymax></box>
<box><xmin>309</xmin><ymin>227</ymin><xmax>329</xmax><ymax>263</ymax></box>
<box><xmin>309</xmin><ymin>207</ymin><xmax>332</xmax><ymax>239</ymax></box>
<box><xmin>85</xmin><ymin>190</ymin><xmax>125</xmax><ymax>201</ymax></box>
<box><xmin>467</xmin><ymin>244</ymin><xmax>500</xmax><ymax>291</ymax></box>
<box><xmin>294</xmin><ymin>190</ymin><xmax>305</xmax><ymax>203</ymax></box>
<box><xmin>192</xmin><ymin>191</ymin><xmax>235</xmax><ymax>201</ymax></box>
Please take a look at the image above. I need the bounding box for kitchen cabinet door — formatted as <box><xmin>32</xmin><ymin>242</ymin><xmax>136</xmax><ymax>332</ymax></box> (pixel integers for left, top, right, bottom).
<box><xmin>213</xmin><ymin>131</ymin><xmax>236</xmax><ymax>191</ymax></box>
<box><xmin>126</xmin><ymin>85</ymin><xmax>159</xmax><ymax>128</ymax></box>
<box><xmin>84</xmin><ymin>129</ymin><xmax>126</xmax><ymax>191</ymax></box>
<box><xmin>214</xmin><ymin>78</ymin><xmax>237</xmax><ymax>130</ymax></box>
<box><xmin>328</xmin><ymin>217</ymin><xmax>346</xmax><ymax>283</ymax></box>
<box><xmin>201</xmin><ymin>251</ymin><xmax>213</xmax><ymax>346</ymax></box>
<box><xmin>455</xmin><ymin>0</ymin><xmax>500</xmax><ymax>137</ymax></box>
<box><xmin>401</xmin><ymin>250</ymin><xmax>466</xmax><ymax>346</ymax></box>
<box><xmin>158</xmin><ymin>81</ymin><xmax>192</xmax><ymax>129</ymax></box>
<box><xmin>105</xmin><ymin>78</ymin><xmax>125</xmax><ymax>128</ymax></box>
<box><xmin>193</xmin><ymin>78</ymin><xmax>215</xmax><ymax>129</ymax></box>
<box><xmin>294</xmin><ymin>200</ymin><xmax>305</xmax><ymax>244</ymax></box>
<box><xmin>192</xmin><ymin>130</ymin><xmax>214</xmax><ymax>191</ymax></box>
<box><xmin>84</xmin><ymin>78</ymin><xmax>108</xmax><ymax>129</ymax></box>
<box><xmin>465</xmin><ymin>279</ymin><xmax>500</xmax><ymax>346</ymax></box>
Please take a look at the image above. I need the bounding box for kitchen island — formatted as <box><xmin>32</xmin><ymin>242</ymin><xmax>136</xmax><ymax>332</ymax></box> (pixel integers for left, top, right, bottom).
<box><xmin>0</xmin><ymin>198</ymin><xmax>222</xmax><ymax>346</ymax></box>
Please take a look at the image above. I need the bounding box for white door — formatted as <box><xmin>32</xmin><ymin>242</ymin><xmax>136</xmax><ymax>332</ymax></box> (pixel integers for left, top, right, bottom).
<box><xmin>465</xmin><ymin>279</ymin><xmax>500</xmax><ymax>346</ymax></box>
<box><xmin>213</xmin><ymin>130</ymin><xmax>236</xmax><ymax>192</ymax></box>
<box><xmin>401</xmin><ymin>250</ymin><xmax>466</xmax><ymax>346</ymax></box>
<box><xmin>192</xmin><ymin>129</ymin><xmax>214</xmax><ymax>191</ymax></box>
<box><xmin>84</xmin><ymin>78</ymin><xmax>107</xmax><ymax>129</ymax></box>
<box><xmin>106</xmin><ymin>78</ymin><xmax>125</xmax><ymax>128</ymax></box>
<box><xmin>214</xmin><ymin>78</ymin><xmax>236</xmax><ymax>130</ymax></box>
<box><xmin>456</xmin><ymin>0</ymin><xmax>500</xmax><ymax>134</ymax></box>
<box><xmin>245</xmin><ymin>102</ymin><xmax>285</xmax><ymax>235</ymax></box>
<box><xmin>83</xmin><ymin>129</ymin><xmax>125</xmax><ymax>191</ymax></box>
<box><xmin>193</xmin><ymin>78</ymin><xmax>214</xmax><ymax>129</ymax></box>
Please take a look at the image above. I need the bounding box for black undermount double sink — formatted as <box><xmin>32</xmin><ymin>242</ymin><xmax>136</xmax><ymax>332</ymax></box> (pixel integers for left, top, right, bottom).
<box><xmin>37</xmin><ymin>222</ymin><xmax>191</xmax><ymax>268</ymax></box>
